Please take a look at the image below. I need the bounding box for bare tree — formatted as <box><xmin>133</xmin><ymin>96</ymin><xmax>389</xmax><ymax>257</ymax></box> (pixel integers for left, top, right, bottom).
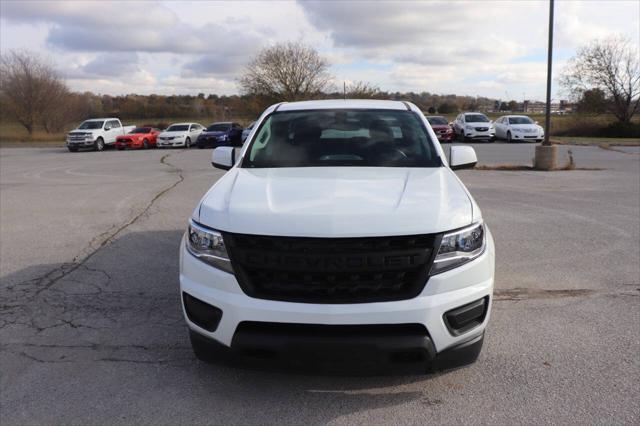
<box><xmin>345</xmin><ymin>81</ymin><xmax>380</xmax><ymax>98</ymax></box>
<box><xmin>0</xmin><ymin>50</ymin><xmax>72</xmax><ymax>136</ymax></box>
<box><xmin>239</xmin><ymin>42</ymin><xmax>332</xmax><ymax>101</ymax></box>
<box><xmin>42</xmin><ymin>92</ymin><xmax>90</xmax><ymax>133</ymax></box>
<box><xmin>560</xmin><ymin>36</ymin><xmax>640</xmax><ymax>123</ymax></box>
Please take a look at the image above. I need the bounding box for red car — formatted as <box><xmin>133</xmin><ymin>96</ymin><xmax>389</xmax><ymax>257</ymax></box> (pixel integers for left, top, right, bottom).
<box><xmin>426</xmin><ymin>116</ymin><xmax>455</xmax><ymax>142</ymax></box>
<box><xmin>116</xmin><ymin>127</ymin><xmax>161</xmax><ymax>150</ymax></box>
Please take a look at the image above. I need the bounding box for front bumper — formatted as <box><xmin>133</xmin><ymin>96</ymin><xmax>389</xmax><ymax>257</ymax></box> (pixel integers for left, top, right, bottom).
<box><xmin>435</xmin><ymin>132</ymin><xmax>455</xmax><ymax>142</ymax></box>
<box><xmin>67</xmin><ymin>139</ymin><xmax>94</xmax><ymax>147</ymax></box>
<box><xmin>464</xmin><ymin>130</ymin><xmax>495</xmax><ymax>140</ymax></box>
<box><xmin>116</xmin><ymin>140</ymin><xmax>141</xmax><ymax>149</ymax></box>
<box><xmin>511</xmin><ymin>132</ymin><xmax>543</xmax><ymax>141</ymax></box>
<box><xmin>157</xmin><ymin>140</ymin><xmax>184</xmax><ymax>147</ymax></box>
<box><xmin>198</xmin><ymin>137</ymin><xmax>230</xmax><ymax>147</ymax></box>
<box><xmin>179</xmin><ymin>228</ymin><xmax>495</xmax><ymax>355</ymax></box>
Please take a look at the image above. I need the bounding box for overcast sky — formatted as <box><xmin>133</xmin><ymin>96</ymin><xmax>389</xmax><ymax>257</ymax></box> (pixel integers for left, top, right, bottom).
<box><xmin>1</xmin><ymin>0</ymin><xmax>638</xmax><ymax>100</ymax></box>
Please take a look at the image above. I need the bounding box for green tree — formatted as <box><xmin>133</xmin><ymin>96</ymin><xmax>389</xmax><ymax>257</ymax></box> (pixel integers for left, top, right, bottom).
<box><xmin>576</xmin><ymin>88</ymin><xmax>608</xmax><ymax>114</ymax></box>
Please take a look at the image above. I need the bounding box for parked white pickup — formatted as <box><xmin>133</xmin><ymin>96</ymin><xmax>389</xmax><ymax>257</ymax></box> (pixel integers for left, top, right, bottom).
<box><xmin>66</xmin><ymin>118</ymin><xmax>136</xmax><ymax>152</ymax></box>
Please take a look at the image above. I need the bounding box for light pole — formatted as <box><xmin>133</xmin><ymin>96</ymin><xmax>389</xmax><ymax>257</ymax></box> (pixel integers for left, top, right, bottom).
<box><xmin>543</xmin><ymin>0</ymin><xmax>554</xmax><ymax>146</ymax></box>
<box><xmin>534</xmin><ymin>0</ymin><xmax>558</xmax><ymax>170</ymax></box>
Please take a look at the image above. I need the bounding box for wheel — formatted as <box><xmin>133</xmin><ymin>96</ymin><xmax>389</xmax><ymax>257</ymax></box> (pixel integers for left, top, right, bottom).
<box><xmin>142</xmin><ymin>139</ymin><xmax>149</xmax><ymax>149</ymax></box>
<box><xmin>198</xmin><ymin>142</ymin><xmax>205</xmax><ymax>149</ymax></box>
<box><xmin>506</xmin><ymin>131</ymin><xmax>512</xmax><ymax>143</ymax></box>
<box><xmin>68</xmin><ymin>147</ymin><xmax>78</xmax><ymax>152</ymax></box>
<box><xmin>189</xmin><ymin>330</ymin><xmax>231</xmax><ymax>364</ymax></box>
<box><xmin>94</xmin><ymin>137</ymin><xmax>105</xmax><ymax>151</ymax></box>
<box><xmin>185</xmin><ymin>137</ymin><xmax>191</xmax><ymax>148</ymax></box>
<box><xmin>117</xmin><ymin>147</ymin><xmax>124</xmax><ymax>151</ymax></box>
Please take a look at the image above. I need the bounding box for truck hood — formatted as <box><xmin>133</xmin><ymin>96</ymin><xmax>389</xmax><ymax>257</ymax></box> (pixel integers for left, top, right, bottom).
<box><xmin>69</xmin><ymin>130</ymin><xmax>98</xmax><ymax>134</ymax></box>
<box><xmin>198</xmin><ymin>167</ymin><xmax>474</xmax><ymax>237</ymax></box>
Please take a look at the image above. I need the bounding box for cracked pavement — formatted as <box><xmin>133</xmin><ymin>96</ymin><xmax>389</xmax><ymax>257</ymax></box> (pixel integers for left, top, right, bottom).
<box><xmin>1</xmin><ymin>144</ymin><xmax>639</xmax><ymax>425</ymax></box>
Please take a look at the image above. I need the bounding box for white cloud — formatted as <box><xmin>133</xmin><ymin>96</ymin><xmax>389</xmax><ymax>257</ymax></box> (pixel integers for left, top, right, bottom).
<box><xmin>0</xmin><ymin>0</ymin><xmax>637</xmax><ymax>98</ymax></box>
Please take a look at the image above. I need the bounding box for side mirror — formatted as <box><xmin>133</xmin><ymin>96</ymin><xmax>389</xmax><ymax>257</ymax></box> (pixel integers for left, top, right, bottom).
<box><xmin>212</xmin><ymin>146</ymin><xmax>236</xmax><ymax>170</ymax></box>
<box><xmin>450</xmin><ymin>146</ymin><xmax>477</xmax><ymax>170</ymax></box>
<box><xmin>104</xmin><ymin>125</ymin><xmax>111</xmax><ymax>131</ymax></box>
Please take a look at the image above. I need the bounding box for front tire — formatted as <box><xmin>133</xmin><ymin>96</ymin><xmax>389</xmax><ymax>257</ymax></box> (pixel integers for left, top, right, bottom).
<box><xmin>68</xmin><ymin>147</ymin><xmax>78</xmax><ymax>152</ymax></box>
<box><xmin>94</xmin><ymin>137</ymin><xmax>105</xmax><ymax>151</ymax></box>
<box><xmin>506</xmin><ymin>131</ymin><xmax>512</xmax><ymax>143</ymax></box>
<box><xmin>185</xmin><ymin>137</ymin><xmax>191</xmax><ymax>148</ymax></box>
<box><xmin>143</xmin><ymin>139</ymin><xmax>149</xmax><ymax>149</ymax></box>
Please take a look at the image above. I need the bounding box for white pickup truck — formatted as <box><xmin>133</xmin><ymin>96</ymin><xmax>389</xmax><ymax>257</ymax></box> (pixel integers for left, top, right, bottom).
<box><xmin>181</xmin><ymin>99</ymin><xmax>494</xmax><ymax>373</ymax></box>
<box><xmin>66</xmin><ymin>118</ymin><xmax>136</xmax><ymax>152</ymax></box>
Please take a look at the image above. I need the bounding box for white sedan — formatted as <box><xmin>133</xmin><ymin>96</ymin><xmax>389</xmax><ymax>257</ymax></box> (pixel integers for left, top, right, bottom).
<box><xmin>494</xmin><ymin>115</ymin><xmax>544</xmax><ymax>142</ymax></box>
<box><xmin>157</xmin><ymin>123</ymin><xmax>205</xmax><ymax>148</ymax></box>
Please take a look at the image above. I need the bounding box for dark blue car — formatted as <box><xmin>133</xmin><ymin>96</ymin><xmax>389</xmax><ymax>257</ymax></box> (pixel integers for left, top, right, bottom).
<box><xmin>197</xmin><ymin>122</ymin><xmax>244</xmax><ymax>148</ymax></box>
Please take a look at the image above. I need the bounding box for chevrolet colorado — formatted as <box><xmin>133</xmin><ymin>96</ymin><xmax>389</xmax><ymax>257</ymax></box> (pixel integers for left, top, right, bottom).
<box><xmin>180</xmin><ymin>99</ymin><xmax>495</xmax><ymax>372</ymax></box>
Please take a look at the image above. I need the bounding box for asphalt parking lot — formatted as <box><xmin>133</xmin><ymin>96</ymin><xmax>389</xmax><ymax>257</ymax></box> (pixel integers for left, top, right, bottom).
<box><xmin>1</xmin><ymin>143</ymin><xmax>639</xmax><ymax>425</ymax></box>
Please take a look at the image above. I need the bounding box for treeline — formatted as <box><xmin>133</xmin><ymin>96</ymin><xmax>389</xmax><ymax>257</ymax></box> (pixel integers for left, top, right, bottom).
<box><xmin>70</xmin><ymin>91</ymin><xmax>498</xmax><ymax>123</ymax></box>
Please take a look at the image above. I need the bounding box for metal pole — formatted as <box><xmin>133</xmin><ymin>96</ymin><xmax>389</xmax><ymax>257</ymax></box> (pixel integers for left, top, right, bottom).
<box><xmin>543</xmin><ymin>0</ymin><xmax>554</xmax><ymax>146</ymax></box>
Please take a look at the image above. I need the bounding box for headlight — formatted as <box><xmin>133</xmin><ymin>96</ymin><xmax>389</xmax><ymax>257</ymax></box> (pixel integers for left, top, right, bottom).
<box><xmin>186</xmin><ymin>220</ymin><xmax>233</xmax><ymax>273</ymax></box>
<box><xmin>431</xmin><ymin>221</ymin><xmax>485</xmax><ymax>275</ymax></box>
<box><xmin>465</xmin><ymin>125</ymin><xmax>474</xmax><ymax>130</ymax></box>
<box><xmin>513</xmin><ymin>128</ymin><xmax>525</xmax><ymax>133</ymax></box>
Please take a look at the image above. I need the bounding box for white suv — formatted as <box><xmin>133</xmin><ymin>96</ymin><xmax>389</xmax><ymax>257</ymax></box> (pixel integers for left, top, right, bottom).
<box><xmin>180</xmin><ymin>100</ymin><xmax>495</xmax><ymax>372</ymax></box>
<box><xmin>453</xmin><ymin>112</ymin><xmax>495</xmax><ymax>142</ymax></box>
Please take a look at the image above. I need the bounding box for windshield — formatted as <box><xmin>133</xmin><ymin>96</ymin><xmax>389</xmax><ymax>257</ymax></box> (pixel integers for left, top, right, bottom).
<box><xmin>242</xmin><ymin>109</ymin><xmax>441</xmax><ymax>168</ymax></box>
<box><xmin>508</xmin><ymin>117</ymin><xmax>534</xmax><ymax>125</ymax></box>
<box><xmin>130</xmin><ymin>127</ymin><xmax>151</xmax><ymax>134</ymax></box>
<box><xmin>465</xmin><ymin>114</ymin><xmax>489</xmax><ymax>123</ymax></box>
<box><xmin>167</xmin><ymin>125</ymin><xmax>189</xmax><ymax>132</ymax></box>
<box><xmin>206</xmin><ymin>124</ymin><xmax>231</xmax><ymax>132</ymax></box>
<box><xmin>78</xmin><ymin>121</ymin><xmax>104</xmax><ymax>130</ymax></box>
<box><xmin>427</xmin><ymin>117</ymin><xmax>448</xmax><ymax>125</ymax></box>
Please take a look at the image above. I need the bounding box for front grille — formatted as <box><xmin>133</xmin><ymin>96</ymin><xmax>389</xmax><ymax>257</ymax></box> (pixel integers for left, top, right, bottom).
<box><xmin>475</xmin><ymin>127</ymin><xmax>489</xmax><ymax>131</ymax></box>
<box><xmin>223</xmin><ymin>232</ymin><xmax>437</xmax><ymax>303</ymax></box>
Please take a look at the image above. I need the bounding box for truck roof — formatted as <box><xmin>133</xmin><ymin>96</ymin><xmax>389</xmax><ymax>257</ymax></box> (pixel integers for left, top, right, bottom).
<box><xmin>276</xmin><ymin>99</ymin><xmax>411</xmax><ymax>112</ymax></box>
<box><xmin>83</xmin><ymin>118</ymin><xmax>120</xmax><ymax>121</ymax></box>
